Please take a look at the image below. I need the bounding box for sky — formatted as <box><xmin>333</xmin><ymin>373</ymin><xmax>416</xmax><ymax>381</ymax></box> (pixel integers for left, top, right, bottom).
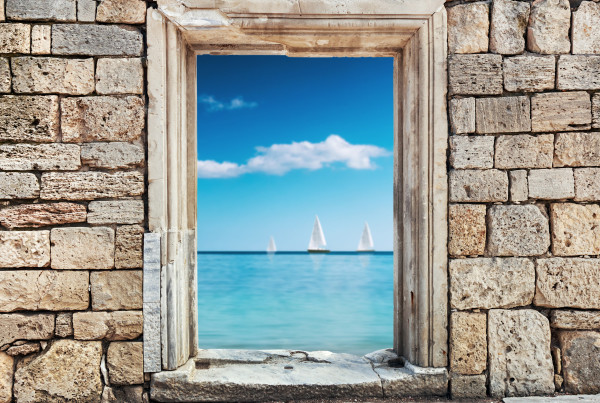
<box><xmin>196</xmin><ymin>55</ymin><xmax>393</xmax><ymax>251</ymax></box>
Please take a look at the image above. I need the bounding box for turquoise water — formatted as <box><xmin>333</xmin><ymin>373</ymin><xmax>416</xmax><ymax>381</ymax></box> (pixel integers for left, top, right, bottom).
<box><xmin>197</xmin><ymin>252</ymin><xmax>393</xmax><ymax>356</ymax></box>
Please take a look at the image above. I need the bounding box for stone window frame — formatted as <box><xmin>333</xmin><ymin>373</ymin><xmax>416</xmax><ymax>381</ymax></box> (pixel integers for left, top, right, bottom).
<box><xmin>144</xmin><ymin>0</ymin><xmax>449</xmax><ymax>373</ymax></box>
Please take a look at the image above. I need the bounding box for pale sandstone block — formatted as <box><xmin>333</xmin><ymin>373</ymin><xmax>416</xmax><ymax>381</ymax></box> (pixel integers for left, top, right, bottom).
<box><xmin>52</xmin><ymin>24</ymin><xmax>143</xmax><ymax>56</ymax></box>
<box><xmin>6</xmin><ymin>0</ymin><xmax>76</xmax><ymax>21</ymax></box>
<box><xmin>495</xmin><ymin>134</ymin><xmax>553</xmax><ymax>169</ymax></box>
<box><xmin>0</xmin><ymin>231</ymin><xmax>49</xmax><ymax>268</ymax></box>
<box><xmin>55</xmin><ymin>312</ymin><xmax>73</xmax><ymax>338</ymax></box>
<box><xmin>555</xmin><ymin>132</ymin><xmax>600</xmax><ymax>167</ymax></box>
<box><xmin>0</xmin><ymin>173</ymin><xmax>38</xmax><ymax>200</ymax></box>
<box><xmin>575</xmin><ymin>168</ymin><xmax>600</xmax><ymax>201</ymax></box>
<box><xmin>101</xmin><ymin>386</ymin><xmax>144</xmax><ymax>403</ymax></box>
<box><xmin>528</xmin><ymin>169</ymin><xmax>574</xmax><ymax>200</ymax></box>
<box><xmin>527</xmin><ymin>0</ymin><xmax>571</xmax><ymax>54</ymax></box>
<box><xmin>0</xmin><ymin>95</ymin><xmax>59</xmax><ymax>142</ymax></box>
<box><xmin>550</xmin><ymin>203</ymin><xmax>600</xmax><ymax>256</ymax></box>
<box><xmin>449</xmin><ymin>169</ymin><xmax>508</xmax><ymax>202</ymax></box>
<box><xmin>91</xmin><ymin>270</ymin><xmax>143</xmax><ymax>311</ymax></box>
<box><xmin>97</xmin><ymin>0</ymin><xmax>147</xmax><ymax>24</ymax></box>
<box><xmin>476</xmin><ymin>96</ymin><xmax>531</xmax><ymax>134</ymax></box>
<box><xmin>448</xmin><ymin>54</ymin><xmax>503</xmax><ymax>96</ymax></box>
<box><xmin>77</xmin><ymin>0</ymin><xmax>97</xmax><ymax>22</ymax></box>
<box><xmin>31</xmin><ymin>25</ymin><xmax>51</xmax><ymax>55</ymax></box>
<box><xmin>551</xmin><ymin>310</ymin><xmax>600</xmax><ymax>330</ymax></box>
<box><xmin>107</xmin><ymin>342</ymin><xmax>143</xmax><ymax>385</ymax></box>
<box><xmin>558</xmin><ymin>331</ymin><xmax>600</xmax><ymax>394</ymax></box>
<box><xmin>450</xmin><ymin>375</ymin><xmax>487</xmax><ymax>399</ymax></box>
<box><xmin>0</xmin><ymin>24</ymin><xmax>30</xmax><ymax>54</ymax></box>
<box><xmin>594</xmin><ymin>94</ymin><xmax>600</xmax><ymax>129</ymax></box>
<box><xmin>0</xmin><ymin>1</ymin><xmax>3</xmax><ymax>22</ymax></box>
<box><xmin>509</xmin><ymin>170</ymin><xmax>528</xmax><ymax>202</ymax></box>
<box><xmin>0</xmin><ymin>352</ymin><xmax>12</xmax><ymax>403</ymax></box>
<box><xmin>0</xmin><ymin>58</ymin><xmax>10</xmax><ymax>93</ymax></box>
<box><xmin>12</xmin><ymin>57</ymin><xmax>94</xmax><ymax>95</ymax></box>
<box><xmin>0</xmin><ymin>314</ymin><xmax>54</xmax><ymax>347</ymax></box>
<box><xmin>450</xmin><ymin>312</ymin><xmax>486</xmax><ymax>375</ymax></box>
<box><xmin>572</xmin><ymin>1</ymin><xmax>600</xmax><ymax>54</ymax></box>
<box><xmin>558</xmin><ymin>56</ymin><xmax>600</xmax><ymax>90</ymax></box>
<box><xmin>490</xmin><ymin>0</ymin><xmax>530</xmax><ymax>55</ymax></box>
<box><xmin>488</xmin><ymin>309</ymin><xmax>554</xmax><ymax>397</ymax></box>
<box><xmin>531</xmin><ymin>92</ymin><xmax>591</xmax><ymax>132</ymax></box>
<box><xmin>0</xmin><ymin>203</ymin><xmax>86</xmax><ymax>229</ymax></box>
<box><xmin>536</xmin><ymin>258</ymin><xmax>600</xmax><ymax>308</ymax></box>
<box><xmin>96</xmin><ymin>58</ymin><xmax>143</xmax><ymax>95</ymax></box>
<box><xmin>449</xmin><ymin>136</ymin><xmax>494</xmax><ymax>169</ymax></box>
<box><xmin>115</xmin><ymin>225</ymin><xmax>143</xmax><ymax>269</ymax></box>
<box><xmin>6</xmin><ymin>342</ymin><xmax>40</xmax><ymax>357</ymax></box>
<box><xmin>40</xmin><ymin>171</ymin><xmax>144</xmax><ymax>200</ymax></box>
<box><xmin>449</xmin><ymin>97</ymin><xmax>475</xmax><ymax>134</ymax></box>
<box><xmin>448</xmin><ymin>204</ymin><xmax>486</xmax><ymax>256</ymax></box>
<box><xmin>0</xmin><ymin>270</ymin><xmax>89</xmax><ymax>312</ymax></box>
<box><xmin>81</xmin><ymin>142</ymin><xmax>144</xmax><ymax>169</ymax></box>
<box><xmin>447</xmin><ymin>3</ymin><xmax>489</xmax><ymax>54</ymax></box>
<box><xmin>87</xmin><ymin>200</ymin><xmax>144</xmax><ymax>225</ymax></box>
<box><xmin>504</xmin><ymin>55</ymin><xmax>555</xmax><ymax>92</ymax></box>
<box><xmin>51</xmin><ymin>227</ymin><xmax>115</xmax><ymax>270</ymax></box>
<box><xmin>74</xmin><ymin>311</ymin><xmax>143</xmax><ymax>341</ymax></box>
<box><xmin>488</xmin><ymin>205</ymin><xmax>550</xmax><ymax>256</ymax></box>
<box><xmin>0</xmin><ymin>144</ymin><xmax>80</xmax><ymax>171</ymax></box>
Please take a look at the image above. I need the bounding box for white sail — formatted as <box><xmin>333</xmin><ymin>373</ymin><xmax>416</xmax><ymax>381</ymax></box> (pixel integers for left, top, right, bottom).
<box><xmin>357</xmin><ymin>221</ymin><xmax>374</xmax><ymax>251</ymax></box>
<box><xmin>267</xmin><ymin>236</ymin><xmax>277</xmax><ymax>253</ymax></box>
<box><xmin>308</xmin><ymin>215</ymin><xmax>328</xmax><ymax>250</ymax></box>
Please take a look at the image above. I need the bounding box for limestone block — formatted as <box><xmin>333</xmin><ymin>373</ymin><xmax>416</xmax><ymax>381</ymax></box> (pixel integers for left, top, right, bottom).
<box><xmin>0</xmin><ymin>314</ymin><xmax>54</xmax><ymax>347</ymax></box>
<box><xmin>0</xmin><ymin>203</ymin><xmax>86</xmax><ymax>229</ymax></box>
<box><xmin>510</xmin><ymin>170</ymin><xmax>528</xmax><ymax>202</ymax></box>
<box><xmin>504</xmin><ymin>55</ymin><xmax>555</xmax><ymax>92</ymax></box>
<box><xmin>558</xmin><ymin>56</ymin><xmax>600</xmax><ymax>90</ymax></box>
<box><xmin>449</xmin><ymin>136</ymin><xmax>493</xmax><ymax>169</ymax></box>
<box><xmin>78</xmin><ymin>0</ymin><xmax>97</xmax><ymax>22</ymax></box>
<box><xmin>536</xmin><ymin>258</ymin><xmax>600</xmax><ymax>308</ymax></box>
<box><xmin>0</xmin><ymin>231</ymin><xmax>49</xmax><ymax>268</ymax></box>
<box><xmin>448</xmin><ymin>204</ymin><xmax>486</xmax><ymax>256</ymax></box>
<box><xmin>488</xmin><ymin>309</ymin><xmax>554</xmax><ymax>397</ymax></box>
<box><xmin>551</xmin><ymin>310</ymin><xmax>600</xmax><ymax>330</ymax></box>
<box><xmin>107</xmin><ymin>342</ymin><xmax>143</xmax><ymax>385</ymax></box>
<box><xmin>88</xmin><ymin>200</ymin><xmax>144</xmax><ymax>225</ymax></box>
<box><xmin>495</xmin><ymin>134</ymin><xmax>554</xmax><ymax>169</ymax></box>
<box><xmin>0</xmin><ymin>352</ymin><xmax>13</xmax><ymax>403</ymax></box>
<box><xmin>12</xmin><ymin>57</ymin><xmax>95</xmax><ymax>95</ymax></box>
<box><xmin>490</xmin><ymin>0</ymin><xmax>530</xmax><ymax>55</ymax></box>
<box><xmin>115</xmin><ymin>225</ymin><xmax>143</xmax><ymax>269</ymax></box>
<box><xmin>572</xmin><ymin>2</ymin><xmax>600</xmax><ymax>54</ymax></box>
<box><xmin>7</xmin><ymin>342</ymin><xmax>40</xmax><ymax>357</ymax></box>
<box><xmin>40</xmin><ymin>171</ymin><xmax>144</xmax><ymax>200</ymax></box>
<box><xmin>0</xmin><ymin>95</ymin><xmax>59</xmax><ymax>142</ymax></box>
<box><xmin>55</xmin><ymin>312</ymin><xmax>73</xmax><ymax>338</ymax></box>
<box><xmin>558</xmin><ymin>331</ymin><xmax>600</xmax><ymax>394</ymax></box>
<box><xmin>550</xmin><ymin>203</ymin><xmax>600</xmax><ymax>256</ymax></box>
<box><xmin>555</xmin><ymin>132</ymin><xmax>600</xmax><ymax>167</ymax></box>
<box><xmin>0</xmin><ymin>270</ymin><xmax>89</xmax><ymax>312</ymax></box>
<box><xmin>447</xmin><ymin>3</ymin><xmax>489</xmax><ymax>54</ymax></box>
<box><xmin>0</xmin><ymin>144</ymin><xmax>80</xmax><ymax>171</ymax></box>
<box><xmin>97</xmin><ymin>0</ymin><xmax>147</xmax><ymax>24</ymax></box>
<box><xmin>449</xmin><ymin>97</ymin><xmax>475</xmax><ymax>134</ymax></box>
<box><xmin>0</xmin><ymin>58</ymin><xmax>10</xmax><ymax>93</ymax></box>
<box><xmin>0</xmin><ymin>173</ymin><xmax>38</xmax><ymax>200</ymax></box>
<box><xmin>14</xmin><ymin>340</ymin><xmax>102</xmax><ymax>402</ymax></box>
<box><xmin>61</xmin><ymin>96</ymin><xmax>145</xmax><ymax>142</ymax></box>
<box><xmin>449</xmin><ymin>169</ymin><xmax>508</xmax><ymax>202</ymax></box>
<box><xmin>449</xmin><ymin>312</ymin><xmax>486</xmax><ymax>375</ymax></box>
<box><xmin>449</xmin><ymin>258</ymin><xmax>535</xmax><ymax>310</ymax></box>
<box><xmin>0</xmin><ymin>24</ymin><xmax>30</xmax><ymax>54</ymax></box>
<box><xmin>476</xmin><ymin>96</ymin><xmax>531</xmax><ymax>134</ymax></box>
<box><xmin>96</xmin><ymin>58</ymin><xmax>144</xmax><ymax>95</ymax></box>
<box><xmin>575</xmin><ymin>168</ymin><xmax>600</xmax><ymax>201</ymax></box>
<box><xmin>0</xmin><ymin>1</ymin><xmax>3</xmax><ymax>21</ymax></box>
<box><xmin>450</xmin><ymin>375</ymin><xmax>487</xmax><ymax>399</ymax></box>
<box><xmin>91</xmin><ymin>270</ymin><xmax>143</xmax><ymax>311</ymax></box>
<box><xmin>31</xmin><ymin>25</ymin><xmax>51</xmax><ymax>55</ymax></box>
<box><xmin>6</xmin><ymin>0</ymin><xmax>76</xmax><ymax>21</ymax></box>
<box><xmin>52</xmin><ymin>24</ymin><xmax>143</xmax><ymax>56</ymax></box>
<box><xmin>594</xmin><ymin>94</ymin><xmax>600</xmax><ymax>129</ymax></box>
<box><xmin>527</xmin><ymin>0</ymin><xmax>571</xmax><ymax>54</ymax></box>
<box><xmin>51</xmin><ymin>227</ymin><xmax>115</xmax><ymax>270</ymax></box>
<box><xmin>488</xmin><ymin>205</ymin><xmax>550</xmax><ymax>256</ymax></box>
<box><xmin>528</xmin><ymin>169</ymin><xmax>574</xmax><ymax>200</ymax></box>
<box><xmin>531</xmin><ymin>92</ymin><xmax>591</xmax><ymax>132</ymax></box>
<box><xmin>101</xmin><ymin>386</ymin><xmax>144</xmax><ymax>403</ymax></box>
<box><xmin>448</xmin><ymin>54</ymin><xmax>503</xmax><ymax>96</ymax></box>
<box><xmin>81</xmin><ymin>142</ymin><xmax>144</xmax><ymax>169</ymax></box>
<box><xmin>73</xmin><ymin>311</ymin><xmax>143</xmax><ymax>340</ymax></box>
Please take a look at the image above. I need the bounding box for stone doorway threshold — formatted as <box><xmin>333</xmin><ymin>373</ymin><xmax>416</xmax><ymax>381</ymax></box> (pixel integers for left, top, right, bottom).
<box><xmin>150</xmin><ymin>349</ymin><xmax>447</xmax><ymax>402</ymax></box>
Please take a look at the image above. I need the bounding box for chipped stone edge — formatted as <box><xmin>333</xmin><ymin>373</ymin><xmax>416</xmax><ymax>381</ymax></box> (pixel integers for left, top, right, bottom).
<box><xmin>144</xmin><ymin>233</ymin><xmax>162</xmax><ymax>373</ymax></box>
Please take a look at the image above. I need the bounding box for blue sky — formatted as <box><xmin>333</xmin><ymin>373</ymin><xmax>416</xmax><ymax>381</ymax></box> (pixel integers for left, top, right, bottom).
<box><xmin>197</xmin><ymin>55</ymin><xmax>393</xmax><ymax>251</ymax></box>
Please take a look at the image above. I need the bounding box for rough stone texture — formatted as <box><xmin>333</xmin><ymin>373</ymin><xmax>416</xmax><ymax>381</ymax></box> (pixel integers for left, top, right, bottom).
<box><xmin>447</xmin><ymin>3</ymin><xmax>489</xmax><ymax>54</ymax></box>
<box><xmin>527</xmin><ymin>0</ymin><xmax>571</xmax><ymax>54</ymax></box>
<box><xmin>61</xmin><ymin>96</ymin><xmax>145</xmax><ymax>142</ymax></box>
<box><xmin>55</xmin><ymin>313</ymin><xmax>73</xmax><ymax>338</ymax></box>
<box><xmin>449</xmin><ymin>312</ymin><xmax>486</xmax><ymax>375</ymax></box>
<box><xmin>448</xmin><ymin>204</ymin><xmax>486</xmax><ymax>256</ymax></box>
<box><xmin>96</xmin><ymin>58</ymin><xmax>144</xmax><ymax>95</ymax></box>
<box><xmin>0</xmin><ymin>173</ymin><xmax>39</xmax><ymax>200</ymax></box>
<box><xmin>0</xmin><ymin>96</ymin><xmax>59</xmax><ymax>142</ymax></box>
<box><xmin>594</xmin><ymin>94</ymin><xmax>600</xmax><ymax>129</ymax></box>
<box><xmin>0</xmin><ymin>352</ymin><xmax>13</xmax><ymax>403</ymax></box>
<box><xmin>7</xmin><ymin>342</ymin><xmax>40</xmax><ymax>357</ymax></box>
<box><xmin>551</xmin><ymin>310</ymin><xmax>600</xmax><ymax>330</ymax></box>
<box><xmin>0</xmin><ymin>314</ymin><xmax>54</xmax><ymax>347</ymax></box>
<box><xmin>97</xmin><ymin>0</ymin><xmax>146</xmax><ymax>24</ymax></box>
<box><xmin>555</xmin><ymin>132</ymin><xmax>600</xmax><ymax>167</ymax></box>
<box><xmin>101</xmin><ymin>386</ymin><xmax>144</xmax><ymax>403</ymax></box>
<box><xmin>0</xmin><ymin>203</ymin><xmax>86</xmax><ymax>229</ymax></box>
<box><xmin>476</xmin><ymin>96</ymin><xmax>531</xmax><ymax>134</ymax></box>
<box><xmin>449</xmin><ymin>169</ymin><xmax>508</xmax><ymax>202</ymax></box>
<box><xmin>0</xmin><ymin>24</ymin><xmax>30</xmax><ymax>54</ymax></box>
<box><xmin>550</xmin><ymin>204</ymin><xmax>600</xmax><ymax>256</ymax></box>
<box><xmin>0</xmin><ymin>59</ymin><xmax>9</xmax><ymax>94</ymax></box>
<box><xmin>5</xmin><ymin>0</ymin><xmax>76</xmax><ymax>21</ymax></box>
<box><xmin>91</xmin><ymin>270</ymin><xmax>143</xmax><ymax>311</ymax></box>
<box><xmin>488</xmin><ymin>205</ymin><xmax>550</xmax><ymax>256</ymax></box>
<box><xmin>13</xmin><ymin>340</ymin><xmax>102</xmax><ymax>403</ymax></box>
<box><xmin>558</xmin><ymin>56</ymin><xmax>600</xmax><ymax>90</ymax></box>
<box><xmin>12</xmin><ymin>57</ymin><xmax>95</xmax><ymax>95</ymax></box>
<box><xmin>74</xmin><ymin>311</ymin><xmax>143</xmax><ymax>341</ymax></box>
<box><xmin>531</xmin><ymin>92</ymin><xmax>591</xmax><ymax>133</ymax></box>
<box><xmin>52</xmin><ymin>24</ymin><xmax>143</xmax><ymax>56</ymax></box>
<box><xmin>509</xmin><ymin>170</ymin><xmax>528</xmax><ymax>203</ymax></box>
<box><xmin>0</xmin><ymin>231</ymin><xmax>50</xmax><ymax>268</ymax></box>
<box><xmin>31</xmin><ymin>25</ymin><xmax>51</xmax><ymax>55</ymax></box>
<box><xmin>535</xmin><ymin>258</ymin><xmax>600</xmax><ymax>308</ymax></box>
<box><xmin>504</xmin><ymin>55</ymin><xmax>555</xmax><ymax>92</ymax></box>
<box><xmin>488</xmin><ymin>309</ymin><xmax>555</xmax><ymax>397</ymax></box>
<box><xmin>495</xmin><ymin>134</ymin><xmax>554</xmax><ymax>169</ymax></box>
<box><xmin>575</xmin><ymin>168</ymin><xmax>600</xmax><ymax>202</ymax></box>
<box><xmin>88</xmin><ymin>200</ymin><xmax>144</xmax><ymax>225</ymax></box>
<box><xmin>528</xmin><ymin>169</ymin><xmax>575</xmax><ymax>200</ymax></box>
<box><xmin>558</xmin><ymin>331</ymin><xmax>600</xmax><ymax>394</ymax></box>
<box><xmin>81</xmin><ymin>142</ymin><xmax>144</xmax><ymax>169</ymax></box>
<box><xmin>51</xmin><ymin>227</ymin><xmax>115</xmax><ymax>270</ymax></box>
<box><xmin>41</xmin><ymin>172</ymin><xmax>144</xmax><ymax>200</ymax></box>
<box><xmin>449</xmin><ymin>136</ymin><xmax>493</xmax><ymax>169</ymax></box>
<box><xmin>490</xmin><ymin>0</ymin><xmax>530</xmax><ymax>55</ymax></box>
<box><xmin>448</xmin><ymin>54</ymin><xmax>503</xmax><ymax>96</ymax></box>
<box><xmin>107</xmin><ymin>342</ymin><xmax>143</xmax><ymax>385</ymax></box>
<box><xmin>572</xmin><ymin>1</ymin><xmax>600</xmax><ymax>55</ymax></box>
<box><xmin>449</xmin><ymin>97</ymin><xmax>475</xmax><ymax>134</ymax></box>
<box><xmin>78</xmin><ymin>0</ymin><xmax>97</xmax><ymax>22</ymax></box>
<box><xmin>115</xmin><ymin>225</ymin><xmax>144</xmax><ymax>269</ymax></box>
<box><xmin>450</xmin><ymin>374</ymin><xmax>487</xmax><ymax>399</ymax></box>
<box><xmin>0</xmin><ymin>270</ymin><xmax>89</xmax><ymax>312</ymax></box>
<box><xmin>0</xmin><ymin>144</ymin><xmax>80</xmax><ymax>171</ymax></box>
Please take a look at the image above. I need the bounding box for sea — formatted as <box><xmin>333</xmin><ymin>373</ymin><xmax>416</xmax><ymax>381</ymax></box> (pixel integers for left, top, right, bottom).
<box><xmin>197</xmin><ymin>251</ymin><xmax>393</xmax><ymax>356</ymax></box>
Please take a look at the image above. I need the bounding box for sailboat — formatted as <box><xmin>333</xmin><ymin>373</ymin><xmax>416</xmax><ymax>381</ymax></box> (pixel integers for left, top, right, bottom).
<box><xmin>267</xmin><ymin>236</ymin><xmax>277</xmax><ymax>254</ymax></box>
<box><xmin>357</xmin><ymin>221</ymin><xmax>375</xmax><ymax>252</ymax></box>
<box><xmin>307</xmin><ymin>215</ymin><xmax>330</xmax><ymax>253</ymax></box>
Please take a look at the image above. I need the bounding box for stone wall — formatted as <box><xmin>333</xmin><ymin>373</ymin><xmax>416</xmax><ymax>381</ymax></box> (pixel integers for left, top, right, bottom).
<box><xmin>446</xmin><ymin>0</ymin><xmax>600</xmax><ymax>398</ymax></box>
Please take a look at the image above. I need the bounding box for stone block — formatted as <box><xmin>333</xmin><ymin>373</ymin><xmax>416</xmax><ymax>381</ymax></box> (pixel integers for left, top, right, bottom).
<box><xmin>52</xmin><ymin>24</ymin><xmax>143</xmax><ymax>56</ymax></box>
<box><xmin>449</xmin><ymin>169</ymin><xmax>508</xmax><ymax>202</ymax></box>
<box><xmin>87</xmin><ymin>200</ymin><xmax>144</xmax><ymax>225</ymax></box>
<box><xmin>0</xmin><ymin>352</ymin><xmax>13</xmax><ymax>403</ymax></box>
<box><xmin>528</xmin><ymin>169</ymin><xmax>574</xmax><ymax>200</ymax></box>
<box><xmin>594</xmin><ymin>94</ymin><xmax>600</xmax><ymax>129</ymax></box>
<box><xmin>97</xmin><ymin>0</ymin><xmax>146</xmax><ymax>24</ymax></box>
<box><xmin>31</xmin><ymin>25</ymin><xmax>51</xmax><ymax>55</ymax></box>
<box><xmin>558</xmin><ymin>56</ymin><xmax>600</xmax><ymax>90</ymax></box>
<box><xmin>40</xmin><ymin>171</ymin><xmax>144</xmax><ymax>200</ymax></box>
<box><xmin>73</xmin><ymin>311</ymin><xmax>143</xmax><ymax>341</ymax></box>
<box><xmin>536</xmin><ymin>258</ymin><xmax>600</xmax><ymax>309</ymax></box>
<box><xmin>143</xmin><ymin>302</ymin><xmax>160</xmax><ymax>372</ymax></box>
<box><xmin>101</xmin><ymin>386</ymin><xmax>144</xmax><ymax>403</ymax></box>
<box><xmin>449</xmin><ymin>97</ymin><xmax>475</xmax><ymax>134</ymax></box>
<box><xmin>448</xmin><ymin>204</ymin><xmax>486</xmax><ymax>256</ymax></box>
<box><xmin>91</xmin><ymin>270</ymin><xmax>143</xmax><ymax>311</ymax></box>
<box><xmin>107</xmin><ymin>342</ymin><xmax>143</xmax><ymax>385</ymax></box>
<box><xmin>7</xmin><ymin>342</ymin><xmax>40</xmax><ymax>357</ymax></box>
<box><xmin>572</xmin><ymin>1</ymin><xmax>600</xmax><ymax>54</ymax></box>
<box><xmin>558</xmin><ymin>331</ymin><xmax>600</xmax><ymax>394</ymax></box>
<box><xmin>450</xmin><ymin>258</ymin><xmax>535</xmax><ymax>310</ymax></box>
<box><xmin>0</xmin><ymin>203</ymin><xmax>86</xmax><ymax>229</ymax></box>
<box><xmin>495</xmin><ymin>134</ymin><xmax>553</xmax><ymax>169</ymax></box>
<box><xmin>527</xmin><ymin>0</ymin><xmax>571</xmax><ymax>54</ymax></box>
<box><xmin>476</xmin><ymin>96</ymin><xmax>531</xmax><ymax>134</ymax></box>
<box><xmin>531</xmin><ymin>92</ymin><xmax>591</xmax><ymax>132</ymax></box>
<box><xmin>0</xmin><ymin>24</ymin><xmax>30</xmax><ymax>54</ymax></box>
<box><xmin>0</xmin><ymin>144</ymin><xmax>80</xmax><ymax>171</ymax></box>
<box><xmin>449</xmin><ymin>136</ymin><xmax>493</xmax><ymax>169</ymax></box>
<box><xmin>575</xmin><ymin>168</ymin><xmax>600</xmax><ymax>201</ymax></box>
<box><xmin>488</xmin><ymin>205</ymin><xmax>550</xmax><ymax>256</ymax></box>
<box><xmin>550</xmin><ymin>203</ymin><xmax>600</xmax><ymax>256</ymax></box>
<box><xmin>13</xmin><ymin>340</ymin><xmax>102</xmax><ymax>402</ymax></box>
<box><xmin>0</xmin><ymin>58</ymin><xmax>9</xmax><ymax>93</ymax></box>
<box><xmin>448</xmin><ymin>54</ymin><xmax>503</xmax><ymax>96</ymax></box>
<box><xmin>488</xmin><ymin>309</ymin><xmax>554</xmax><ymax>397</ymax></box>
<box><xmin>447</xmin><ymin>3</ymin><xmax>489</xmax><ymax>54</ymax></box>
<box><xmin>555</xmin><ymin>132</ymin><xmax>600</xmax><ymax>167</ymax></box>
<box><xmin>490</xmin><ymin>0</ymin><xmax>530</xmax><ymax>55</ymax></box>
<box><xmin>0</xmin><ymin>95</ymin><xmax>59</xmax><ymax>142</ymax></box>
<box><xmin>51</xmin><ymin>227</ymin><xmax>115</xmax><ymax>270</ymax></box>
<box><xmin>551</xmin><ymin>310</ymin><xmax>600</xmax><ymax>330</ymax></box>
<box><xmin>96</xmin><ymin>58</ymin><xmax>144</xmax><ymax>95</ymax></box>
<box><xmin>77</xmin><ymin>0</ymin><xmax>97</xmax><ymax>22</ymax></box>
<box><xmin>504</xmin><ymin>55</ymin><xmax>555</xmax><ymax>92</ymax></box>
<box><xmin>510</xmin><ymin>170</ymin><xmax>528</xmax><ymax>202</ymax></box>
<box><xmin>450</xmin><ymin>374</ymin><xmax>487</xmax><ymax>399</ymax></box>
<box><xmin>12</xmin><ymin>57</ymin><xmax>94</xmax><ymax>95</ymax></box>
<box><xmin>6</xmin><ymin>0</ymin><xmax>76</xmax><ymax>21</ymax></box>
<box><xmin>450</xmin><ymin>312</ymin><xmax>486</xmax><ymax>375</ymax></box>
<box><xmin>55</xmin><ymin>312</ymin><xmax>73</xmax><ymax>338</ymax></box>
<box><xmin>0</xmin><ymin>231</ymin><xmax>49</xmax><ymax>268</ymax></box>
<box><xmin>81</xmin><ymin>142</ymin><xmax>144</xmax><ymax>169</ymax></box>
<box><xmin>115</xmin><ymin>225</ymin><xmax>143</xmax><ymax>269</ymax></box>
<box><xmin>143</xmin><ymin>233</ymin><xmax>161</xmax><ymax>304</ymax></box>
<box><xmin>0</xmin><ymin>173</ymin><xmax>38</xmax><ymax>200</ymax></box>
<box><xmin>0</xmin><ymin>270</ymin><xmax>89</xmax><ymax>312</ymax></box>
<box><xmin>61</xmin><ymin>96</ymin><xmax>145</xmax><ymax>142</ymax></box>
<box><xmin>0</xmin><ymin>313</ymin><xmax>54</xmax><ymax>347</ymax></box>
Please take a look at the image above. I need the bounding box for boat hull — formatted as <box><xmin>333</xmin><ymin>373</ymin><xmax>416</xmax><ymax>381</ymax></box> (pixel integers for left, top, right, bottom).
<box><xmin>307</xmin><ymin>249</ymin><xmax>330</xmax><ymax>253</ymax></box>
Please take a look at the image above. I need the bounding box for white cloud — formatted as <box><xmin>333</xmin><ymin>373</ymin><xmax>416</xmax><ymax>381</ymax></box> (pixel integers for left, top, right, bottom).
<box><xmin>197</xmin><ymin>135</ymin><xmax>390</xmax><ymax>178</ymax></box>
<box><xmin>198</xmin><ymin>95</ymin><xmax>258</xmax><ymax>112</ymax></box>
